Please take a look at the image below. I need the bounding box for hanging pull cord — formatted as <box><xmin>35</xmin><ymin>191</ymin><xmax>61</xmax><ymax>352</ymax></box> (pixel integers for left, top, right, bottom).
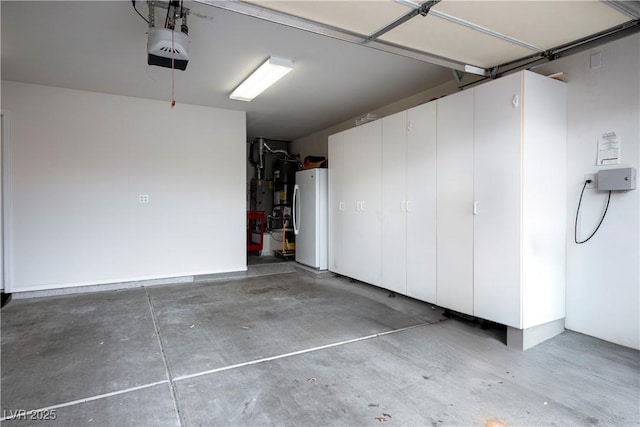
<box><xmin>171</xmin><ymin>27</ymin><xmax>176</xmax><ymax>108</ymax></box>
<box><xmin>575</xmin><ymin>180</ymin><xmax>612</xmax><ymax>244</ymax></box>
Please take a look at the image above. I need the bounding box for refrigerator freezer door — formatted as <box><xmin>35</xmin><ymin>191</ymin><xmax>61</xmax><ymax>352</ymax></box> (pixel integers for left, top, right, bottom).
<box><xmin>295</xmin><ymin>169</ymin><xmax>328</xmax><ymax>269</ymax></box>
<box><xmin>293</xmin><ymin>184</ymin><xmax>300</xmax><ymax>235</ymax></box>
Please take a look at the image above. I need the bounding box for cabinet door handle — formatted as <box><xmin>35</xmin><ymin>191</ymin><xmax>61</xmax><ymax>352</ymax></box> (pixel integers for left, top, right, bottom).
<box><xmin>361</xmin><ymin>201</ymin><xmax>366</xmax><ymax>211</ymax></box>
<box><xmin>406</xmin><ymin>201</ymin><xmax>411</xmax><ymax>212</ymax></box>
<box><xmin>339</xmin><ymin>202</ymin><xmax>345</xmax><ymax>211</ymax></box>
<box><xmin>473</xmin><ymin>201</ymin><xmax>479</xmax><ymax>215</ymax></box>
<box><xmin>356</xmin><ymin>201</ymin><xmax>361</xmax><ymax>211</ymax></box>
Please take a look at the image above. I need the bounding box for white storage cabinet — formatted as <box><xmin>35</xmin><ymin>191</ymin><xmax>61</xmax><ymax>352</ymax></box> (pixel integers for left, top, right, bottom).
<box><xmin>381</xmin><ymin>102</ymin><xmax>437</xmax><ymax>302</ymax></box>
<box><xmin>328</xmin><ymin>120</ymin><xmax>383</xmax><ymax>286</ymax></box>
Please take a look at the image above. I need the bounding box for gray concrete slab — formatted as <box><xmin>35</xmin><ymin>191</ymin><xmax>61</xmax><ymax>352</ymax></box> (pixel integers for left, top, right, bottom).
<box><xmin>326</xmin><ymin>276</ymin><xmax>449</xmax><ymax>325</ymax></box>
<box><xmin>1</xmin><ymin>288</ymin><xmax>167</xmax><ymax>411</ymax></box>
<box><xmin>2</xmin><ymin>271</ymin><xmax>638</xmax><ymax>427</ymax></box>
<box><xmin>1</xmin><ymin>383</ymin><xmax>177</xmax><ymax>427</ymax></box>
<box><xmin>176</xmin><ymin>320</ymin><xmax>640</xmax><ymax>427</ymax></box>
<box><xmin>148</xmin><ymin>273</ymin><xmax>441</xmax><ymax>378</ymax></box>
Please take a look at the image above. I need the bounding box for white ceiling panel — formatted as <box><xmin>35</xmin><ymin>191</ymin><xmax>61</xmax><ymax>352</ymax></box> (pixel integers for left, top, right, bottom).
<box><xmin>246</xmin><ymin>0</ymin><xmax>411</xmax><ymax>36</ymax></box>
<box><xmin>380</xmin><ymin>14</ymin><xmax>533</xmax><ymax>68</ymax></box>
<box><xmin>241</xmin><ymin>0</ymin><xmax>636</xmax><ymax>70</ymax></box>
<box><xmin>433</xmin><ymin>1</ymin><xmax>631</xmax><ymax>50</ymax></box>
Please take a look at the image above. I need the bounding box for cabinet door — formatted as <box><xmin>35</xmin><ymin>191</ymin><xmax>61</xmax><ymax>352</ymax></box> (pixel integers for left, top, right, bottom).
<box><xmin>328</xmin><ymin>132</ymin><xmax>345</xmax><ymax>274</ymax></box>
<box><xmin>521</xmin><ymin>71</ymin><xmax>567</xmax><ymax>328</ymax></box>
<box><xmin>436</xmin><ymin>90</ymin><xmax>474</xmax><ymax>315</ymax></box>
<box><xmin>341</xmin><ymin>126</ymin><xmax>362</xmax><ymax>280</ymax></box>
<box><xmin>474</xmin><ymin>72</ymin><xmax>523</xmax><ymax>328</ymax></box>
<box><xmin>406</xmin><ymin>102</ymin><xmax>437</xmax><ymax>303</ymax></box>
<box><xmin>382</xmin><ymin>111</ymin><xmax>407</xmax><ymax>294</ymax></box>
<box><xmin>358</xmin><ymin>120</ymin><xmax>383</xmax><ymax>286</ymax></box>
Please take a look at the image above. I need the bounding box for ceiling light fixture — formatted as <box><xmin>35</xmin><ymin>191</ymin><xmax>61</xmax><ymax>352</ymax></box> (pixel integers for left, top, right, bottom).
<box><xmin>230</xmin><ymin>57</ymin><xmax>294</xmax><ymax>102</ymax></box>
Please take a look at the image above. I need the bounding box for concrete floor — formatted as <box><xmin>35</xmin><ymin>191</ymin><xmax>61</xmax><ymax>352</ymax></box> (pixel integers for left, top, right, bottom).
<box><xmin>1</xmin><ymin>272</ymin><xmax>638</xmax><ymax>426</ymax></box>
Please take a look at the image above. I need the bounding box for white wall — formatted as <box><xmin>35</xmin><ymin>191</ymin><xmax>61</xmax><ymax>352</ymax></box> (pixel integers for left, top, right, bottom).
<box><xmin>1</xmin><ymin>112</ymin><xmax>5</xmax><ymax>292</ymax></box>
<box><xmin>290</xmin><ymin>80</ymin><xmax>459</xmax><ymax>160</ymax></box>
<box><xmin>534</xmin><ymin>34</ymin><xmax>639</xmax><ymax>349</ymax></box>
<box><xmin>2</xmin><ymin>81</ymin><xmax>247</xmax><ymax>292</ymax></box>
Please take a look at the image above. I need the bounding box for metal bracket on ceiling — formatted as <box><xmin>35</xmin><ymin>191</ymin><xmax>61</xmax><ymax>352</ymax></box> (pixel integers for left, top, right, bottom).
<box><xmin>147</xmin><ymin>0</ymin><xmax>190</xmax><ymax>29</ymax></box>
<box><xmin>452</xmin><ymin>69</ymin><xmax>464</xmax><ymax>86</ymax></box>
<box><xmin>418</xmin><ymin>0</ymin><xmax>440</xmax><ymax>17</ymax></box>
<box><xmin>366</xmin><ymin>0</ymin><xmax>440</xmax><ymax>41</ymax></box>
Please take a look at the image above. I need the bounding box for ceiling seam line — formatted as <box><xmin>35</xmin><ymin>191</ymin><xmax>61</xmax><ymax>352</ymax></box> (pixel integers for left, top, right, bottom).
<box><xmin>428</xmin><ymin>9</ymin><xmax>544</xmax><ymax>52</ymax></box>
<box><xmin>195</xmin><ymin>0</ymin><xmax>487</xmax><ymax>75</ymax></box>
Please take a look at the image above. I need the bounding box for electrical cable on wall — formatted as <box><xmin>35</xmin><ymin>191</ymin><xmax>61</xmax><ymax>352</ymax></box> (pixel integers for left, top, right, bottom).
<box><xmin>164</xmin><ymin>1</ymin><xmax>171</xmax><ymax>28</ymax></box>
<box><xmin>574</xmin><ymin>179</ymin><xmax>612</xmax><ymax>244</ymax></box>
<box><xmin>131</xmin><ymin>1</ymin><xmax>149</xmax><ymax>23</ymax></box>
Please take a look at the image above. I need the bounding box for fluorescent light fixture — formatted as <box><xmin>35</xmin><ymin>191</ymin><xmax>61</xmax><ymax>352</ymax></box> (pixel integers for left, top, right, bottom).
<box><xmin>230</xmin><ymin>56</ymin><xmax>294</xmax><ymax>102</ymax></box>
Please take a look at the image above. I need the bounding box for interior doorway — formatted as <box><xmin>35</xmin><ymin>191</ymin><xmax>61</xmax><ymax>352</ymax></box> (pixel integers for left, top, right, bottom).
<box><xmin>1</xmin><ymin>110</ymin><xmax>9</xmax><ymax>306</ymax></box>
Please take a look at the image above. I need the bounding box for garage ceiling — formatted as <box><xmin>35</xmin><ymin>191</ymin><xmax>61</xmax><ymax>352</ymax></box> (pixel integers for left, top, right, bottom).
<box><xmin>2</xmin><ymin>1</ymin><xmax>638</xmax><ymax>143</ymax></box>
<box><xmin>230</xmin><ymin>0</ymin><xmax>637</xmax><ymax>73</ymax></box>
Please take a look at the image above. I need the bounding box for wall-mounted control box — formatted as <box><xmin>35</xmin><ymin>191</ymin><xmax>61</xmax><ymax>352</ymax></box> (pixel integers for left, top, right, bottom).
<box><xmin>597</xmin><ymin>167</ymin><xmax>637</xmax><ymax>191</ymax></box>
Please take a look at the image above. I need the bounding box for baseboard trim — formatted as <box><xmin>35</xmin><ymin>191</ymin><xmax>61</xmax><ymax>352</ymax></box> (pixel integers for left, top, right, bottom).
<box><xmin>507</xmin><ymin>318</ymin><xmax>565</xmax><ymax>351</ymax></box>
<box><xmin>12</xmin><ymin>276</ymin><xmax>195</xmax><ymax>299</ymax></box>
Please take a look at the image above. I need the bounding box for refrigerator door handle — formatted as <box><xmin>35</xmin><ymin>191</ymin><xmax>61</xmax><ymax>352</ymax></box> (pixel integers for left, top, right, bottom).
<box><xmin>293</xmin><ymin>184</ymin><xmax>300</xmax><ymax>235</ymax></box>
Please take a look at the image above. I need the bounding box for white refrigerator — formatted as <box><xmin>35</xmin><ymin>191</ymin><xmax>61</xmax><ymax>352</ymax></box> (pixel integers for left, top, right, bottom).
<box><xmin>293</xmin><ymin>168</ymin><xmax>328</xmax><ymax>270</ymax></box>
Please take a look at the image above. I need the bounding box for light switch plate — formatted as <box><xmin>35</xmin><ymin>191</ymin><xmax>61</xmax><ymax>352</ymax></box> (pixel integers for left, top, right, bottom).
<box><xmin>139</xmin><ymin>194</ymin><xmax>150</xmax><ymax>203</ymax></box>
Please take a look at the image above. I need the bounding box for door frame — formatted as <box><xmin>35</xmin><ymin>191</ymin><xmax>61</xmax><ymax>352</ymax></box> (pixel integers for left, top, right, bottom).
<box><xmin>1</xmin><ymin>109</ymin><xmax>13</xmax><ymax>292</ymax></box>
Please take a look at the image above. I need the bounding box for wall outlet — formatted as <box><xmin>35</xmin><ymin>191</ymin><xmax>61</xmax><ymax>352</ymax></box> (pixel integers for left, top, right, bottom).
<box><xmin>590</xmin><ymin>52</ymin><xmax>602</xmax><ymax>69</ymax></box>
<box><xmin>584</xmin><ymin>174</ymin><xmax>596</xmax><ymax>189</ymax></box>
<box><xmin>139</xmin><ymin>194</ymin><xmax>150</xmax><ymax>203</ymax></box>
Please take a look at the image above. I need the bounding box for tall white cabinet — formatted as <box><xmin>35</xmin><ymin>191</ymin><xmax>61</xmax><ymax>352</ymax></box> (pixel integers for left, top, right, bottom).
<box><xmin>381</xmin><ymin>111</ymin><xmax>407</xmax><ymax>294</ymax></box>
<box><xmin>435</xmin><ymin>71</ymin><xmax>567</xmax><ymax>349</ymax></box>
<box><xmin>329</xmin><ymin>70</ymin><xmax>566</xmax><ymax>350</ymax></box>
<box><xmin>436</xmin><ymin>89</ymin><xmax>474</xmax><ymax>316</ymax></box>
<box><xmin>328</xmin><ymin>120</ymin><xmax>382</xmax><ymax>286</ymax></box>
<box><xmin>382</xmin><ymin>103</ymin><xmax>437</xmax><ymax>301</ymax></box>
<box><xmin>473</xmin><ymin>71</ymin><xmax>567</xmax><ymax>334</ymax></box>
